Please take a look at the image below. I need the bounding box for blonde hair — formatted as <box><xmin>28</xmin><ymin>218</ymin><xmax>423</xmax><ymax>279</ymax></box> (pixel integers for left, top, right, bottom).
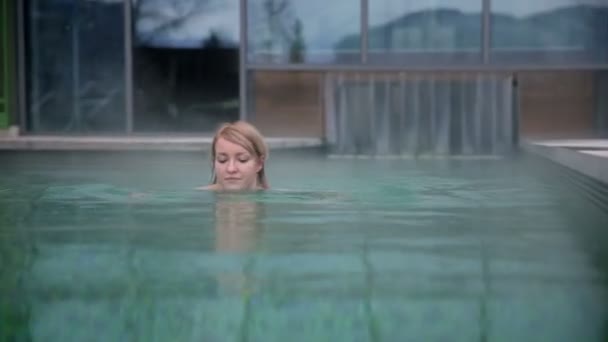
<box><xmin>210</xmin><ymin>121</ymin><xmax>269</xmax><ymax>189</ymax></box>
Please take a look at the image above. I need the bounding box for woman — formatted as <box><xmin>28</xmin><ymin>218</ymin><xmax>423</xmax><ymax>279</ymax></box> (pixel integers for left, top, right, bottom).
<box><xmin>199</xmin><ymin>121</ymin><xmax>269</xmax><ymax>191</ymax></box>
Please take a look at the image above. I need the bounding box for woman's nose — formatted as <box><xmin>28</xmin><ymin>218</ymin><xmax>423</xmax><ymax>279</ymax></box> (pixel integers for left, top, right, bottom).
<box><xmin>227</xmin><ymin>160</ymin><xmax>238</xmax><ymax>172</ymax></box>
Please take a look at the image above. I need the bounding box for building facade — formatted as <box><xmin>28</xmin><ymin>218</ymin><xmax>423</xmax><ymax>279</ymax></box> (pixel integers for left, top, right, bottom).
<box><xmin>1</xmin><ymin>0</ymin><xmax>608</xmax><ymax>153</ymax></box>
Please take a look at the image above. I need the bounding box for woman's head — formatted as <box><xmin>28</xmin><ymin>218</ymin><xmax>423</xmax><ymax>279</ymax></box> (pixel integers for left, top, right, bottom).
<box><xmin>210</xmin><ymin>121</ymin><xmax>269</xmax><ymax>191</ymax></box>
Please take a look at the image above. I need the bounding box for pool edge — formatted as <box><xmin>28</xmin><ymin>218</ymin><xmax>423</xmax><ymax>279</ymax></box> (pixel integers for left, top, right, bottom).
<box><xmin>521</xmin><ymin>139</ymin><xmax>608</xmax><ymax>186</ymax></box>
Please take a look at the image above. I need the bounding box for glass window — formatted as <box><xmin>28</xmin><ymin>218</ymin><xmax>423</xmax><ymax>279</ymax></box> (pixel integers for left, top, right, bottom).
<box><xmin>25</xmin><ymin>0</ymin><xmax>126</xmax><ymax>133</ymax></box>
<box><xmin>247</xmin><ymin>0</ymin><xmax>361</xmax><ymax>64</ymax></box>
<box><xmin>369</xmin><ymin>0</ymin><xmax>482</xmax><ymax>65</ymax></box>
<box><xmin>133</xmin><ymin>0</ymin><xmax>239</xmax><ymax>132</ymax></box>
<box><xmin>134</xmin><ymin>0</ymin><xmax>239</xmax><ymax>49</ymax></box>
<box><xmin>491</xmin><ymin>1</ymin><xmax>608</xmax><ymax>64</ymax></box>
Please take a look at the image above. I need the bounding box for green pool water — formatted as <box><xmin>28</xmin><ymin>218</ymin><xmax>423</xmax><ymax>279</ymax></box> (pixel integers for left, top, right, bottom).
<box><xmin>1</xmin><ymin>150</ymin><xmax>607</xmax><ymax>341</ymax></box>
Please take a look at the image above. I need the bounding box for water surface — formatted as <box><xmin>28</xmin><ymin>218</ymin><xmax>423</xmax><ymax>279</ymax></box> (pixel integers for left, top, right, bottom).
<box><xmin>1</xmin><ymin>151</ymin><xmax>607</xmax><ymax>341</ymax></box>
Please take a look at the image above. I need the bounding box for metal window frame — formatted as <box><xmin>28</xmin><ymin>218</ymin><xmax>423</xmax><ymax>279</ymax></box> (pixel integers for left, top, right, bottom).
<box><xmin>124</xmin><ymin>0</ymin><xmax>133</xmax><ymax>133</ymax></box>
<box><xmin>6</xmin><ymin>0</ymin><xmax>18</xmax><ymax>128</ymax></box>
<box><xmin>246</xmin><ymin>62</ymin><xmax>608</xmax><ymax>72</ymax></box>
<box><xmin>482</xmin><ymin>0</ymin><xmax>490</xmax><ymax>64</ymax></box>
<box><xmin>239</xmin><ymin>0</ymin><xmax>247</xmax><ymax>121</ymax></box>
<box><xmin>16</xmin><ymin>0</ymin><xmax>26</xmax><ymax>132</ymax></box>
<box><xmin>361</xmin><ymin>0</ymin><xmax>368</xmax><ymax>64</ymax></box>
<box><xmin>0</xmin><ymin>0</ymin><xmax>9</xmax><ymax>128</ymax></box>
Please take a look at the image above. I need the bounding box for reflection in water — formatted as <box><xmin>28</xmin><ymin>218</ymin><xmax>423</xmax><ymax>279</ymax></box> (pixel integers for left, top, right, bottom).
<box><xmin>214</xmin><ymin>194</ymin><xmax>264</xmax><ymax>253</ymax></box>
<box><xmin>0</xmin><ymin>200</ymin><xmax>34</xmax><ymax>341</ymax></box>
<box><xmin>0</xmin><ymin>243</ymin><xmax>32</xmax><ymax>341</ymax></box>
<box><xmin>213</xmin><ymin>194</ymin><xmax>264</xmax><ymax>299</ymax></box>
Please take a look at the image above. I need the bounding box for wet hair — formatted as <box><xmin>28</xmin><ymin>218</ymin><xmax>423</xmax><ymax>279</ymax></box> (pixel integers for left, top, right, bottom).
<box><xmin>210</xmin><ymin>121</ymin><xmax>269</xmax><ymax>189</ymax></box>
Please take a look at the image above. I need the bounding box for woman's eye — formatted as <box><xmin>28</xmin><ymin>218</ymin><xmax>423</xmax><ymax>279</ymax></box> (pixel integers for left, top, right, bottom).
<box><xmin>217</xmin><ymin>159</ymin><xmax>227</xmax><ymax>163</ymax></box>
<box><xmin>238</xmin><ymin>158</ymin><xmax>249</xmax><ymax>163</ymax></box>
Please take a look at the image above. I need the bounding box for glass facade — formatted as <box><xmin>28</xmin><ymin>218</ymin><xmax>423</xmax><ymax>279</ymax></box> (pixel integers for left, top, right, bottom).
<box><xmin>491</xmin><ymin>1</ymin><xmax>608</xmax><ymax>65</ymax></box>
<box><xmin>25</xmin><ymin>0</ymin><xmax>126</xmax><ymax>133</ymax></box>
<box><xmin>134</xmin><ymin>0</ymin><xmax>238</xmax><ymax>49</ymax></box>
<box><xmin>247</xmin><ymin>0</ymin><xmax>361</xmax><ymax>64</ymax></box>
<box><xmin>369</xmin><ymin>0</ymin><xmax>483</xmax><ymax>65</ymax></box>
<box><xmin>15</xmin><ymin>0</ymin><xmax>608</xmax><ymax>135</ymax></box>
<box><xmin>133</xmin><ymin>0</ymin><xmax>240</xmax><ymax>132</ymax></box>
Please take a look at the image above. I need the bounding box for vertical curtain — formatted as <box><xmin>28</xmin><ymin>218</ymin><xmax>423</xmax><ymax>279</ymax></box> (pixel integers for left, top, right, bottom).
<box><xmin>326</xmin><ymin>72</ymin><xmax>515</xmax><ymax>155</ymax></box>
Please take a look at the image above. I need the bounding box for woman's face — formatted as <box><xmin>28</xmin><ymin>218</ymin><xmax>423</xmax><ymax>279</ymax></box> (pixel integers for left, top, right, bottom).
<box><xmin>213</xmin><ymin>137</ymin><xmax>263</xmax><ymax>191</ymax></box>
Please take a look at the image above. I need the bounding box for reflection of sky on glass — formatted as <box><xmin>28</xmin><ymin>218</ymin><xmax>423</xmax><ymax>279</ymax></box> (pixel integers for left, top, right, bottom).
<box><xmin>96</xmin><ymin>0</ymin><xmax>605</xmax><ymax>49</ymax></box>
<box><xmin>370</xmin><ymin>0</ymin><xmax>481</xmax><ymax>28</ymax></box>
<box><xmin>135</xmin><ymin>0</ymin><xmax>238</xmax><ymax>48</ymax></box>
<box><xmin>492</xmin><ymin>0</ymin><xmax>607</xmax><ymax>16</ymax></box>
<box><xmin>252</xmin><ymin>0</ymin><xmax>606</xmax><ymax>52</ymax></box>
<box><xmin>289</xmin><ymin>1</ymin><xmax>359</xmax><ymax>50</ymax></box>
<box><xmin>248</xmin><ymin>0</ymin><xmax>360</xmax><ymax>51</ymax></box>
<box><xmin>370</xmin><ymin>0</ymin><xmax>605</xmax><ymax>27</ymax></box>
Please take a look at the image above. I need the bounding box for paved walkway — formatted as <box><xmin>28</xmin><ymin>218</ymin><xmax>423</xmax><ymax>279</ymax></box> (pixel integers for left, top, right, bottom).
<box><xmin>0</xmin><ymin>134</ymin><xmax>323</xmax><ymax>151</ymax></box>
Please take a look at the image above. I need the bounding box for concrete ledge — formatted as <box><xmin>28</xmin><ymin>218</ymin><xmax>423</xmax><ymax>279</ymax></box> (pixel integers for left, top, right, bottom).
<box><xmin>0</xmin><ymin>135</ymin><xmax>324</xmax><ymax>151</ymax></box>
<box><xmin>522</xmin><ymin>140</ymin><xmax>608</xmax><ymax>185</ymax></box>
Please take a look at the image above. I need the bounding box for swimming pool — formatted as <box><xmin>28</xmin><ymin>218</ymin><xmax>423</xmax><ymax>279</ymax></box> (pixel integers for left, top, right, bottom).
<box><xmin>1</xmin><ymin>150</ymin><xmax>607</xmax><ymax>341</ymax></box>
